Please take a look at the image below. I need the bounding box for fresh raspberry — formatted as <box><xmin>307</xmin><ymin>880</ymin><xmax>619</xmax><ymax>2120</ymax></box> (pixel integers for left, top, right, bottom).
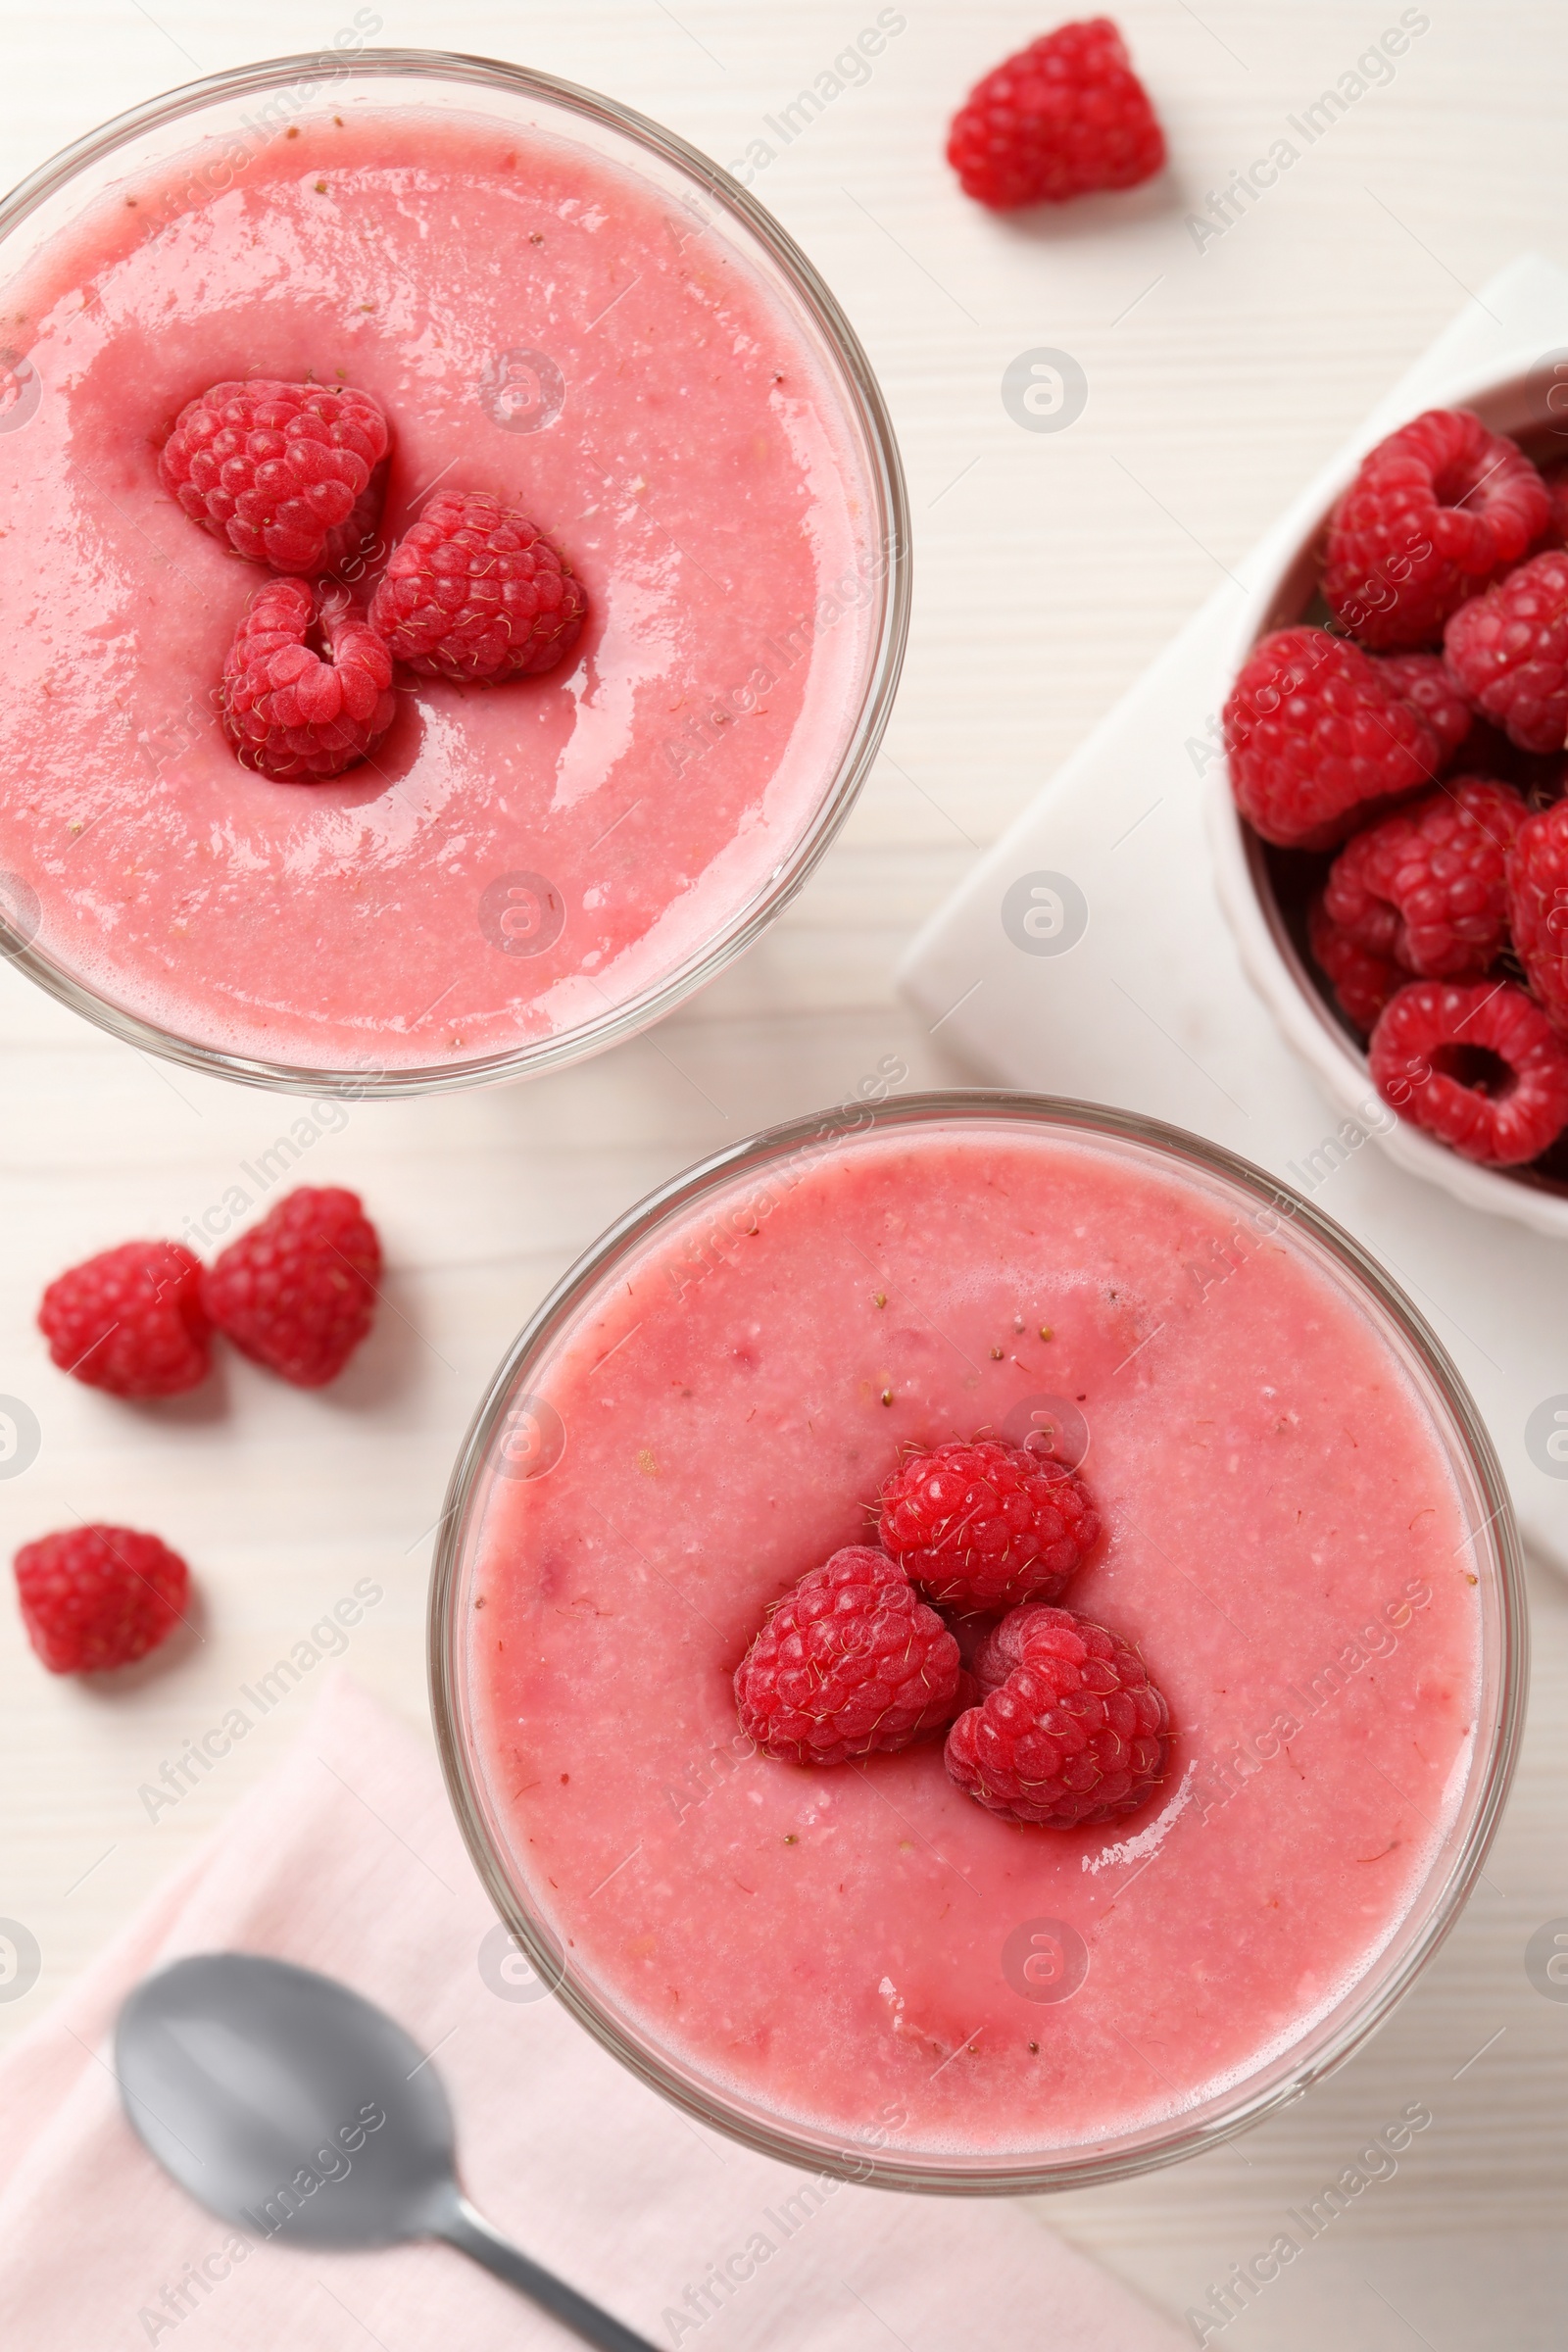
<box><xmin>1374</xmin><ymin>652</ymin><xmax>1475</xmax><ymax>762</ymax></box>
<box><xmin>1444</xmin><ymin>550</ymin><xmax>1568</xmax><ymax>754</ymax></box>
<box><xmin>1307</xmin><ymin>896</ymin><xmax>1403</xmax><ymax>1034</ymax></box>
<box><xmin>14</xmin><ymin>1525</ymin><xmax>189</xmax><ymax>1674</ymax></box>
<box><xmin>1223</xmin><ymin>627</ymin><xmax>1441</xmax><ymax>850</ymax></box>
<box><xmin>945</xmin><ymin>1606</ymin><xmax>1168</xmax><ymax>1828</ymax></box>
<box><xmin>1506</xmin><ymin>800</ymin><xmax>1568</xmax><ymax>1032</ymax></box>
<box><xmin>878</xmin><ymin>1437</ymin><xmax>1100</xmax><ymax>1614</ymax></box>
<box><xmin>202</xmin><ymin>1187</ymin><xmax>380</xmax><ymax>1387</ymax></box>
<box><xmin>220</xmin><ymin>578</ymin><xmax>396</xmax><ymax>782</ymax></box>
<box><xmin>37</xmin><ymin>1241</ymin><xmax>209</xmax><ymax>1398</ymax></box>
<box><xmin>734</xmin><ymin>1545</ymin><xmax>962</xmax><ymax>1766</ymax></box>
<box><xmin>946</xmin><ymin>19</ymin><xmax>1165</xmax><ymax>211</ymax></box>
<box><xmin>1369</xmin><ymin>979</ymin><xmax>1568</xmax><ymax>1165</ymax></box>
<box><xmin>159</xmin><ymin>378</ymin><xmax>390</xmax><ymax>576</ymax></box>
<box><xmin>1322</xmin><ymin>410</ymin><xmax>1548</xmax><ymax>650</ymax></box>
<box><xmin>368</xmin><ymin>492</ymin><xmax>587</xmax><ymax>683</ymax></box>
<box><xmin>1322</xmin><ymin>777</ymin><xmax>1527</xmax><ymax>979</ymax></box>
<box><xmin>971</xmin><ymin>1600</ymin><xmax>1071</xmax><ymax>1695</ymax></box>
<box><xmin>1540</xmin><ymin>459</ymin><xmax>1568</xmax><ymax>546</ymax></box>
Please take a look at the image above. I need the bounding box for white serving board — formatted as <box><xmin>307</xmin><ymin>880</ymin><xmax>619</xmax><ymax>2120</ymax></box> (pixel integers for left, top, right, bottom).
<box><xmin>901</xmin><ymin>255</ymin><xmax>1568</xmax><ymax>1580</ymax></box>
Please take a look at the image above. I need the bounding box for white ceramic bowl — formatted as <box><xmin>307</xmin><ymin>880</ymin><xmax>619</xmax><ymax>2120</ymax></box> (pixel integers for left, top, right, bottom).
<box><xmin>1208</xmin><ymin>349</ymin><xmax>1568</xmax><ymax>1241</ymax></box>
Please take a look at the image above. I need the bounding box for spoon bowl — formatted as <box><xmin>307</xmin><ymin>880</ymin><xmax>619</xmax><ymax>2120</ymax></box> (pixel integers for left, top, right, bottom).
<box><xmin>116</xmin><ymin>1951</ymin><xmax>655</xmax><ymax>2351</ymax></box>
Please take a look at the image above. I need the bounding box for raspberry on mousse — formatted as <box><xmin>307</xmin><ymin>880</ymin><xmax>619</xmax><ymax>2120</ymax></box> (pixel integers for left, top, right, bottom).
<box><xmin>368</xmin><ymin>491</ymin><xmax>587</xmax><ymax>683</ymax></box>
<box><xmin>38</xmin><ymin>1240</ymin><xmax>210</xmax><ymax>1398</ymax></box>
<box><xmin>878</xmin><ymin>1436</ymin><xmax>1101</xmax><ymax>1615</ymax></box>
<box><xmin>733</xmin><ymin>1545</ymin><xmax>963</xmax><ymax>1766</ymax></box>
<box><xmin>14</xmin><ymin>1524</ymin><xmax>190</xmax><ymax>1674</ymax></box>
<box><xmin>1322</xmin><ymin>409</ymin><xmax>1549</xmax><ymax>650</ymax></box>
<box><xmin>1223</xmin><ymin>626</ymin><xmax>1443</xmax><ymax>849</ymax></box>
<box><xmin>159</xmin><ymin>377</ymin><xmax>391</xmax><ymax>577</ymax></box>
<box><xmin>945</xmin><ymin>1604</ymin><xmax>1169</xmax><ymax>1828</ymax></box>
<box><xmin>220</xmin><ymin>577</ymin><xmax>397</xmax><ymax>783</ymax></box>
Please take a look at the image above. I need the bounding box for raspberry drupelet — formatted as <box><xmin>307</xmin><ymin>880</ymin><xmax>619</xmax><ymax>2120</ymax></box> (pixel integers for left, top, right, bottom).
<box><xmin>733</xmin><ymin>1545</ymin><xmax>963</xmax><ymax>1766</ymax></box>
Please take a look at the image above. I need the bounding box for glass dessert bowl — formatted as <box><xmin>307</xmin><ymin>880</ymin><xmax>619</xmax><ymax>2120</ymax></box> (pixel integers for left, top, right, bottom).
<box><xmin>430</xmin><ymin>1092</ymin><xmax>1525</xmax><ymax>2192</ymax></box>
<box><xmin>0</xmin><ymin>50</ymin><xmax>907</xmax><ymax>1096</ymax></box>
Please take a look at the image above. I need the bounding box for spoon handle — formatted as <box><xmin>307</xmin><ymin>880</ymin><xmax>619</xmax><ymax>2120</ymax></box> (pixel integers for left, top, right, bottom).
<box><xmin>438</xmin><ymin>2195</ymin><xmax>661</xmax><ymax>2352</ymax></box>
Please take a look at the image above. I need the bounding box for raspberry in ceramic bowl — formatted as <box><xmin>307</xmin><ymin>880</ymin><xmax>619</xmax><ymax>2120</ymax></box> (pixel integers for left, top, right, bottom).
<box><xmin>0</xmin><ymin>54</ymin><xmax>906</xmax><ymax>1096</ymax></box>
<box><xmin>1209</xmin><ymin>356</ymin><xmax>1568</xmax><ymax>1237</ymax></box>
<box><xmin>431</xmin><ymin>1094</ymin><xmax>1522</xmax><ymax>2191</ymax></box>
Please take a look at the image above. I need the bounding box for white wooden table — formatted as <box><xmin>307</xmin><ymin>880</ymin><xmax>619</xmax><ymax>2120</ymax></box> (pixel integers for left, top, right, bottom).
<box><xmin>2</xmin><ymin>6</ymin><xmax>1564</xmax><ymax>2345</ymax></box>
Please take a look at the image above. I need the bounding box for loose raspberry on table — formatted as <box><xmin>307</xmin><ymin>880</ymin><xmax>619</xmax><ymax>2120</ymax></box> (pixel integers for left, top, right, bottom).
<box><xmin>1374</xmin><ymin>651</ymin><xmax>1475</xmax><ymax>762</ymax></box>
<box><xmin>220</xmin><ymin>577</ymin><xmax>396</xmax><ymax>782</ymax></box>
<box><xmin>158</xmin><ymin>378</ymin><xmax>390</xmax><ymax>576</ymax></box>
<box><xmin>1322</xmin><ymin>410</ymin><xmax>1548</xmax><ymax>650</ymax></box>
<box><xmin>202</xmin><ymin>1186</ymin><xmax>381</xmax><ymax>1387</ymax></box>
<box><xmin>945</xmin><ymin>1605</ymin><xmax>1168</xmax><ymax>1828</ymax></box>
<box><xmin>1307</xmin><ymin>896</ymin><xmax>1404</xmax><ymax>1034</ymax></box>
<box><xmin>1506</xmin><ymin>799</ymin><xmax>1568</xmax><ymax>1032</ymax></box>
<box><xmin>1369</xmin><ymin>979</ymin><xmax>1568</xmax><ymax>1165</ymax></box>
<box><xmin>1224</xmin><ymin>626</ymin><xmax>1442</xmax><ymax>849</ymax></box>
<box><xmin>37</xmin><ymin>1241</ymin><xmax>209</xmax><ymax>1398</ymax></box>
<box><xmin>878</xmin><ymin>1436</ymin><xmax>1100</xmax><ymax>1615</ymax></box>
<box><xmin>1322</xmin><ymin>777</ymin><xmax>1527</xmax><ymax>979</ymax></box>
<box><xmin>368</xmin><ymin>491</ymin><xmax>587</xmax><ymax>683</ymax></box>
<box><xmin>734</xmin><ymin>1545</ymin><xmax>962</xmax><ymax>1766</ymax></box>
<box><xmin>14</xmin><ymin>1524</ymin><xmax>190</xmax><ymax>1674</ymax></box>
<box><xmin>1444</xmin><ymin>550</ymin><xmax>1568</xmax><ymax>754</ymax></box>
<box><xmin>946</xmin><ymin>19</ymin><xmax>1165</xmax><ymax>211</ymax></box>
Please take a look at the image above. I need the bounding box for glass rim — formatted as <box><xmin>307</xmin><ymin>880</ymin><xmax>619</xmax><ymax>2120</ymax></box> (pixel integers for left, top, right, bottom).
<box><xmin>427</xmin><ymin>1088</ymin><xmax>1529</xmax><ymax>2194</ymax></box>
<box><xmin>0</xmin><ymin>48</ymin><xmax>910</xmax><ymax>1099</ymax></box>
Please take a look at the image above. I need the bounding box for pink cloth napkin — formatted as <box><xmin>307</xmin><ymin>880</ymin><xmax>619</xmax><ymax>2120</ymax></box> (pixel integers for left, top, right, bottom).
<box><xmin>0</xmin><ymin>1672</ymin><xmax>1185</xmax><ymax>2351</ymax></box>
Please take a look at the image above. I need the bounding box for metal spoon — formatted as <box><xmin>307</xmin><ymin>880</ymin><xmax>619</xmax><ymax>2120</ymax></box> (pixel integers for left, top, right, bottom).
<box><xmin>115</xmin><ymin>1950</ymin><xmax>657</xmax><ymax>2352</ymax></box>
